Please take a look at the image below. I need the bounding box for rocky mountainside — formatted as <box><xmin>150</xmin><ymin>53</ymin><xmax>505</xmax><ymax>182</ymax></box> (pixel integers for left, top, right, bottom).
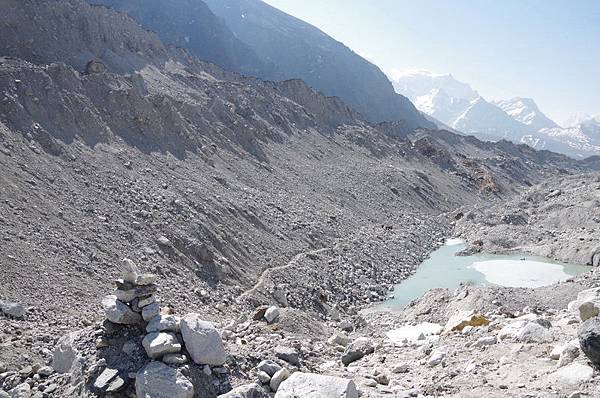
<box><xmin>0</xmin><ymin>1</ymin><xmax>599</xmax><ymax>397</ymax></box>
<box><xmin>201</xmin><ymin>0</ymin><xmax>432</xmax><ymax>128</ymax></box>
<box><xmin>87</xmin><ymin>0</ymin><xmax>269</xmax><ymax>78</ymax></box>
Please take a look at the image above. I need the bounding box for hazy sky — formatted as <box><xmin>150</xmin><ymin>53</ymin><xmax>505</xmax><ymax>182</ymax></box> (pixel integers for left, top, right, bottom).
<box><xmin>263</xmin><ymin>0</ymin><xmax>600</xmax><ymax>125</ymax></box>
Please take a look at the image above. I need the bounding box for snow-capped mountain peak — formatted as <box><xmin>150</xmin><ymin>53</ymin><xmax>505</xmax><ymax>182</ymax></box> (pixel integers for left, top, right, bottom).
<box><xmin>388</xmin><ymin>69</ymin><xmax>479</xmax><ymax>103</ymax></box>
<box><xmin>493</xmin><ymin>97</ymin><xmax>558</xmax><ymax>131</ymax></box>
<box><xmin>388</xmin><ymin>68</ymin><xmax>600</xmax><ymax>158</ymax></box>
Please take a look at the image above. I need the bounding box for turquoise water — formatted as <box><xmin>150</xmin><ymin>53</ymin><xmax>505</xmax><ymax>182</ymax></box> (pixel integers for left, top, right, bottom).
<box><xmin>383</xmin><ymin>239</ymin><xmax>589</xmax><ymax>310</ymax></box>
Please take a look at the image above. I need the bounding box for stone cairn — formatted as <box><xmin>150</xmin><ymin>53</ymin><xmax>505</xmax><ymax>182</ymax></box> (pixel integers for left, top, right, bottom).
<box><xmin>98</xmin><ymin>258</ymin><xmax>228</xmax><ymax>397</ymax></box>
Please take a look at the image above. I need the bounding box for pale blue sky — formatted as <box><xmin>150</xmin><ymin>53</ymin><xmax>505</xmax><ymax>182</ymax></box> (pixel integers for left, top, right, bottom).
<box><xmin>263</xmin><ymin>0</ymin><xmax>600</xmax><ymax>124</ymax></box>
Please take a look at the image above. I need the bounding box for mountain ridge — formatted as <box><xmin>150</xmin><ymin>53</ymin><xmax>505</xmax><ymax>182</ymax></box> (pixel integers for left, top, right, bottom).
<box><xmin>390</xmin><ymin>69</ymin><xmax>600</xmax><ymax>158</ymax></box>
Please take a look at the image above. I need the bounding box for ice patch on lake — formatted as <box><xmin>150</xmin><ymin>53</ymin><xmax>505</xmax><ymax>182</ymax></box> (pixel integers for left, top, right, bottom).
<box><xmin>470</xmin><ymin>259</ymin><xmax>573</xmax><ymax>288</ymax></box>
<box><xmin>445</xmin><ymin>238</ymin><xmax>464</xmax><ymax>246</ymax></box>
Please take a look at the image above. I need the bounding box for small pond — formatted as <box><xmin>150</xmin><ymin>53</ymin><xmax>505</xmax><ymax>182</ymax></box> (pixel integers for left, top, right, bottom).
<box><xmin>383</xmin><ymin>238</ymin><xmax>589</xmax><ymax>310</ymax></box>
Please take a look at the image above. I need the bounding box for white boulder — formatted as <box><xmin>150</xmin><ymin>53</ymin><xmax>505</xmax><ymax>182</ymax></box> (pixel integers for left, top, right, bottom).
<box><xmin>548</xmin><ymin>363</ymin><xmax>594</xmax><ymax>386</ymax></box>
<box><xmin>102</xmin><ymin>295</ymin><xmax>141</xmax><ymax>325</ymax></box>
<box><xmin>274</xmin><ymin>372</ymin><xmax>358</xmax><ymax>398</ymax></box>
<box><xmin>180</xmin><ymin>313</ymin><xmax>227</xmax><ymax>365</ymax></box>
<box><xmin>52</xmin><ymin>332</ymin><xmax>80</xmax><ymax>373</ymax></box>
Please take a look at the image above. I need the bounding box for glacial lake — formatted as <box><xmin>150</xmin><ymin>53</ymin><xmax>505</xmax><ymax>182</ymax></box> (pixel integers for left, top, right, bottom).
<box><xmin>383</xmin><ymin>239</ymin><xmax>589</xmax><ymax>310</ymax></box>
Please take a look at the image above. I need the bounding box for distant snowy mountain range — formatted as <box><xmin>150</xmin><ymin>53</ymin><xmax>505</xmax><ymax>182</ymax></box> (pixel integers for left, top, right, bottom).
<box><xmin>389</xmin><ymin>70</ymin><xmax>600</xmax><ymax>158</ymax></box>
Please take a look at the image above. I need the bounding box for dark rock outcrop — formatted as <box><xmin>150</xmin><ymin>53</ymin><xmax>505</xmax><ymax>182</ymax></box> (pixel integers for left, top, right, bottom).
<box><xmin>579</xmin><ymin>317</ymin><xmax>600</xmax><ymax>368</ymax></box>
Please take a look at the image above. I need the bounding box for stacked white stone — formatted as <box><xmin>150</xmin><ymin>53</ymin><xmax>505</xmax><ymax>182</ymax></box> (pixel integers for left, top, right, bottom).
<box><xmin>102</xmin><ymin>258</ymin><xmax>227</xmax><ymax>368</ymax></box>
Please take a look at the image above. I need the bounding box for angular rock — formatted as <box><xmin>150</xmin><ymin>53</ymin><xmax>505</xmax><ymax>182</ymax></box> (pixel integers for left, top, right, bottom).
<box><xmin>157</xmin><ymin>236</ymin><xmax>172</xmax><ymax>247</ymax></box>
<box><xmin>180</xmin><ymin>313</ymin><xmax>227</xmax><ymax>365</ymax></box>
<box><xmin>146</xmin><ymin>315</ymin><xmax>181</xmax><ymax>333</ymax></box>
<box><xmin>515</xmin><ymin>322</ymin><xmax>553</xmax><ymax>343</ymax></box>
<box><xmin>142</xmin><ymin>332</ymin><xmax>182</xmax><ymax>359</ymax></box>
<box><xmin>138</xmin><ymin>295</ymin><xmax>156</xmax><ymax>308</ymax></box>
<box><xmin>264</xmin><ymin>306</ymin><xmax>280</xmax><ymax>323</ymax></box>
<box><xmin>428</xmin><ymin>347</ymin><xmax>447</xmax><ymax>367</ymax></box>
<box><xmin>136</xmin><ymin>273</ymin><xmax>157</xmax><ymax>286</ymax></box>
<box><xmin>274</xmin><ymin>346</ymin><xmax>300</xmax><ymax>366</ymax></box>
<box><xmin>52</xmin><ymin>332</ymin><xmax>80</xmax><ymax>373</ymax></box>
<box><xmin>498</xmin><ymin>319</ymin><xmax>552</xmax><ymax>343</ymax></box>
<box><xmin>142</xmin><ymin>302</ymin><xmax>160</xmax><ymax>322</ymax></box>
<box><xmin>274</xmin><ymin>372</ymin><xmax>358</xmax><ymax>398</ymax></box>
<box><xmin>106</xmin><ymin>376</ymin><xmax>126</xmax><ymax>393</ymax></box>
<box><xmin>558</xmin><ymin>344</ymin><xmax>580</xmax><ymax>367</ymax></box>
<box><xmin>252</xmin><ymin>306</ymin><xmax>269</xmax><ymax>321</ymax></box>
<box><xmin>93</xmin><ymin>368</ymin><xmax>119</xmax><ymax>391</ymax></box>
<box><xmin>341</xmin><ymin>337</ymin><xmax>374</xmax><ymax>366</ymax></box>
<box><xmin>121</xmin><ymin>258</ymin><xmax>140</xmax><ymax>283</ymax></box>
<box><xmin>328</xmin><ymin>332</ymin><xmax>350</xmax><ymax>347</ymax></box>
<box><xmin>579</xmin><ymin>316</ymin><xmax>600</xmax><ymax>366</ymax></box>
<box><xmin>37</xmin><ymin>366</ymin><xmax>54</xmax><ymax>377</ymax></box>
<box><xmin>217</xmin><ymin>383</ymin><xmax>269</xmax><ymax>398</ymax></box>
<box><xmin>443</xmin><ymin>310</ymin><xmax>489</xmax><ymax>334</ymax></box>
<box><xmin>102</xmin><ymin>295</ymin><xmax>142</xmax><ymax>325</ymax></box>
<box><xmin>115</xmin><ymin>285</ymin><xmax>157</xmax><ymax>303</ymax></box>
<box><xmin>256</xmin><ymin>360</ymin><xmax>282</xmax><ymax>377</ymax></box>
<box><xmin>136</xmin><ymin>361</ymin><xmax>193</xmax><ymax>398</ymax></box>
<box><xmin>269</xmin><ymin>368</ymin><xmax>290</xmax><ymax>392</ymax></box>
<box><xmin>579</xmin><ymin>301</ymin><xmax>600</xmax><ymax>322</ymax></box>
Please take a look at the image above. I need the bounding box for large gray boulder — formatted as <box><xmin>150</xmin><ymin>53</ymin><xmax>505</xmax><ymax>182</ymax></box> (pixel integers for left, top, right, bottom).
<box><xmin>579</xmin><ymin>316</ymin><xmax>600</xmax><ymax>367</ymax></box>
<box><xmin>102</xmin><ymin>295</ymin><xmax>142</xmax><ymax>325</ymax></box>
<box><xmin>180</xmin><ymin>313</ymin><xmax>227</xmax><ymax>365</ymax></box>
<box><xmin>52</xmin><ymin>332</ymin><xmax>80</xmax><ymax>373</ymax></box>
<box><xmin>341</xmin><ymin>337</ymin><xmax>374</xmax><ymax>366</ymax></box>
<box><xmin>217</xmin><ymin>383</ymin><xmax>269</xmax><ymax>398</ymax></box>
<box><xmin>274</xmin><ymin>372</ymin><xmax>358</xmax><ymax>398</ymax></box>
<box><xmin>136</xmin><ymin>361</ymin><xmax>193</xmax><ymax>398</ymax></box>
